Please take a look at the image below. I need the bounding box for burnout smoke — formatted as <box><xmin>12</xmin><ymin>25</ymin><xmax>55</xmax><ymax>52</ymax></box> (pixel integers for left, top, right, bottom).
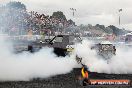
<box><xmin>0</xmin><ymin>35</ymin><xmax>77</xmax><ymax>81</ymax></box>
<box><xmin>0</xmin><ymin>3</ymin><xmax>78</xmax><ymax>81</ymax></box>
<box><xmin>75</xmin><ymin>40</ymin><xmax>132</xmax><ymax>74</ymax></box>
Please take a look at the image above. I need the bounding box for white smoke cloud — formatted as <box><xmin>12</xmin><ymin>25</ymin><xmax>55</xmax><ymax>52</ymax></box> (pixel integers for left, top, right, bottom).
<box><xmin>0</xmin><ymin>35</ymin><xmax>77</xmax><ymax>81</ymax></box>
<box><xmin>1</xmin><ymin>34</ymin><xmax>132</xmax><ymax>81</ymax></box>
<box><xmin>75</xmin><ymin>40</ymin><xmax>132</xmax><ymax>74</ymax></box>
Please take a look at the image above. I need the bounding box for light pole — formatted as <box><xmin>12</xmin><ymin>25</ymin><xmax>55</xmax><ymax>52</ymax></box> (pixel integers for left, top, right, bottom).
<box><xmin>118</xmin><ymin>9</ymin><xmax>122</xmax><ymax>25</ymax></box>
<box><xmin>70</xmin><ymin>8</ymin><xmax>76</xmax><ymax>17</ymax></box>
<box><xmin>70</xmin><ymin>8</ymin><xmax>77</xmax><ymax>26</ymax></box>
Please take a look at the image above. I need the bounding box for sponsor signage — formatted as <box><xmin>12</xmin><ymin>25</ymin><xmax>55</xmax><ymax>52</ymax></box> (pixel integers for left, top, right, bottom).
<box><xmin>90</xmin><ymin>80</ymin><xmax>130</xmax><ymax>85</ymax></box>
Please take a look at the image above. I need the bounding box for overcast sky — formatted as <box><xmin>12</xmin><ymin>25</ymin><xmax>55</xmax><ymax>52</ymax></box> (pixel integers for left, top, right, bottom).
<box><xmin>1</xmin><ymin>0</ymin><xmax>132</xmax><ymax>30</ymax></box>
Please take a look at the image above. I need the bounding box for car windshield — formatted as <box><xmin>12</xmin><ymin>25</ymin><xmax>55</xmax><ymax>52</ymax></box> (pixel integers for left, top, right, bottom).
<box><xmin>54</xmin><ymin>37</ymin><xmax>63</xmax><ymax>42</ymax></box>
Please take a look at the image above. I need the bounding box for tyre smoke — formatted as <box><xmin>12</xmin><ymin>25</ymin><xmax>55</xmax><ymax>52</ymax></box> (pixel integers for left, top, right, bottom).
<box><xmin>75</xmin><ymin>40</ymin><xmax>132</xmax><ymax>74</ymax></box>
<box><xmin>0</xmin><ymin>36</ymin><xmax>77</xmax><ymax>81</ymax></box>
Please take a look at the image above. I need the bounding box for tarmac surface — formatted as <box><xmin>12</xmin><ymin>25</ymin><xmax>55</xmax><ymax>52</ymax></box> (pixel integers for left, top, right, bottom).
<box><xmin>0</xmin><ymin>68</ymin><xmax>132</xmax><ymax>88</ymax></box>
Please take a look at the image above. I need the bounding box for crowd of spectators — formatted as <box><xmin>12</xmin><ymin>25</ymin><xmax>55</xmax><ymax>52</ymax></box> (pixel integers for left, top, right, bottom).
<box><xmin>0</xmin><ymin>4</ymin><xmax>75</xmax><ymax>36</ymax></box>
<box><xmin>26</xmin><ymin>11</ymin><xmax>75</xmax><ymax>35</ymax></box>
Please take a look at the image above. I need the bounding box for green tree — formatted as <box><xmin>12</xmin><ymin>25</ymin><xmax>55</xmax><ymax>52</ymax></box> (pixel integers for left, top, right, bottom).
<box><xmin>52</xmin><ymin>11</ymin><xmax>66</xmax><ymax>20</ymax></box>
<box><xmin>4</xmin><ymin>1</ymin><xmax>28</xmax><ymax>35</ymax></box>
<box><xmin>108</xmin><ymin>25</ymin><xmax>126</xmax><ymax>35</ymax></box>
<box><xmin>6</xmin><ymin>1</ymin><xmax>26</xmax><ymax>10</ymax></box>
<box><xmin>95</xmin><ymin>24</ymin><xmax>105</xmax><ymax>29</ymax></box>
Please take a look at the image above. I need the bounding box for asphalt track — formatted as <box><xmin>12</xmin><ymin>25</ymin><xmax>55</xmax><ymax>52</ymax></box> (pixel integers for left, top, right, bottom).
<box><xmin>0</xmin><ymin>68</ymin><xmax>132</xmax><ymax>88</ymax></box>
